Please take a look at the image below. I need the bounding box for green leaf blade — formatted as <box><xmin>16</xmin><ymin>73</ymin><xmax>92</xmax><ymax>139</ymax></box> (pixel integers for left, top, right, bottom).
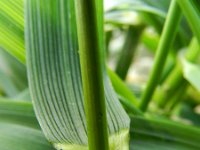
<box><xmin>130</xmin><ymin>116</ymin><xmax>200</xmax><ymax>150</ymax></box>
<box><xmin>0</xmin><ymin>0</ymin><xmax>25</xmax><ymax>63</ymax></box>
<box><xmin>0</xmin><ymin>123</ymin><xmax>55</xmax><ymax>150</ymax></box>
<box><xmin>25</xmin><ymin>0</ymin><xmax>130</xmax><ymax>149</ymax></box>
<box><xmin>182</xmin><ymin>61</ymin><xmax>200</xmax><ymax>92</ymax></box>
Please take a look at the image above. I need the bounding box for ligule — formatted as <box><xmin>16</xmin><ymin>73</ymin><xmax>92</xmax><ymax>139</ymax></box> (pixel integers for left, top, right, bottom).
<box><xmin>25</xmin><ymin>0</ymin><xmax>130</xmax><ymax>149</ymax></box>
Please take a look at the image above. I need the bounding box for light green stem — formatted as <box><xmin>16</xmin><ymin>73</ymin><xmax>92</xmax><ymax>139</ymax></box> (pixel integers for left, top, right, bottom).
<box><xmin>176</xmin><ymin>0</ymin><xmax>200</xmax><ymax>44</ymax></box>
<box><xmin>139</xmin><ymin>0</ymin><xmax>182</xmax><ymax>111</ymax></box>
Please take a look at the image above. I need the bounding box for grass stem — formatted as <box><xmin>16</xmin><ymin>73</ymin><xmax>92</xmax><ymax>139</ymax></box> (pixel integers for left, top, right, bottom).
<box><xmin>115</xmin><ymin>25</ymin><xmax>144</xmax><ymax>80</ymax></box>
<box><xmin>176</xmin><ymin>0</ymin><xmax>200</xmax><ymax>44</ymax></box>
<box><xmin>139</xmin><ymin>0</ymin><xmax>182</xmax><ymax>111</ymax></box>
<box><xmin>74</xmin><ymin>0</ymin><xmax>109</xmax><ymax>149</ymax></box>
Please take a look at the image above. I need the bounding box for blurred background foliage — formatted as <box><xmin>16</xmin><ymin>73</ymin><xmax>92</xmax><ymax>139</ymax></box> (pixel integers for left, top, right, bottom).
<box><xmin>0</xmin><ymin>0</ymin><xmax>200</xmax><ymax>149</ymax></box>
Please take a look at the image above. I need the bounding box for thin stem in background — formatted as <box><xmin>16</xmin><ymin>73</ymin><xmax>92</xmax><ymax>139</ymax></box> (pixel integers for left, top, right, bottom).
<box><xmin>74</xmin><ymin>0</ymin><xmax>109</xmax><ymax>150</ymax></box>
<box><xmin>139</xmin><ymin>0</ymin><xmax>182</xmax><ymax>111</ymax></box>
<box><xmin>105</xmin><ymin>30</ymin><xmax>112</xmax><ymax>58</ymax></box>
<box><xmin>115</xmin><ymin>25</ymin><xmax>144</xmax><ymax>80</ymax></box>
<box><xmin>176</xmin><ymin>0</ymin><xmax>200</xmax><ymax>44</ymax></box>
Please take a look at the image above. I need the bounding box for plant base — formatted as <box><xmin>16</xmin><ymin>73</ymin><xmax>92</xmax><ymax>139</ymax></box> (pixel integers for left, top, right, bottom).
<box><xmin>54</xmin><ymin>129</ymin><xmax>129</xmax><ymax>150</ymax></box>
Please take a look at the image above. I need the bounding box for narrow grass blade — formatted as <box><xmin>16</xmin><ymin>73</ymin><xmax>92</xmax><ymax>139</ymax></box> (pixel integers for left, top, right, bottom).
<box><xmin>130</xmin><ymin>116</ymin><xmax>200</xmax><ymax>150</ymax></box>
<box><xmin>0</xmin><ymin>0</ymin><xmax>25</xmax><ymax>63</ymax></box>
<box><xmin>139</xmin><ymin>0</ymin><xmax>182</xmax><ymax>111</ymax></box>
<box><xmin>0</xmin><ymin>98</ymin><xmax>39</xmax><ymax>128</ymax></box>
<box><xmin>0</xmin><ymin>99</ymin><xmax>54</xmax><ymax>150</ymax></box>
<box><xmin>0</xmin><ymin>123</ymin><xmax>55</xmax><ymax>150</ymax></box>
<box><xmin>108</xmin><ymin>68</ymin><xmax>138</xmax><ymax>106</ymax></box>
<box><xmin>176</xmin><ymin>0</ymin><xmax>200</xmax><ymax>44</ymax></box>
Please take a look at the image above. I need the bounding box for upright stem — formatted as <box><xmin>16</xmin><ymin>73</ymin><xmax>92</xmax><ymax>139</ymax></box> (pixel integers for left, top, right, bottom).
<box><xmin>74</xmin><ymin>0</ymin><xmax>109</xmax><ymax>150</ymax></box>
<box><xmin>115</xmin><ymin>25</ymin><xmax>144</xmax><ymax>80</ymax></box>
<box><xmin>139</xmin><ymin>0</ymin><xmax>182</xmax><ymax>111</ymax></box>
<box><xmin>176</xmin><ymin>0</ymin><xmax>200</xmax><ymax>44</ymax></box>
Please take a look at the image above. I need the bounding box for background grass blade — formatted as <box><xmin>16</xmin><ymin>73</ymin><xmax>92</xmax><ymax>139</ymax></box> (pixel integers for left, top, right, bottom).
<box><xmin>130</xmin><ymin>116</ymin><xmax>200</xmax><ymax>150</ymax></box>
<box><xmin>176</xmin><ymin>0</ymin><xmax>200</xmax><ymax>44</ymax></box>
<box><xmin>0</xmin><ymin>0</ymin><xmax>25</xmax><ymax>63</ymax></box>
<box><xmin>139</xmin><ymin>0</ymin><xmax>182</xmax><ymax>111</ymax></box>
<box><xmin>0</xmin><ymin>98</ymin><xmax>39</xmax><ymax>128</ymax></box>
<box><xmin>0</xmin><ymin>99</ymin><xmax>54</xmax><ymax>150</ymax></box>
<box><xmin>0</xmin><ymin>123</ymin><xmax>55</xmax><ymax>150</ymax></box>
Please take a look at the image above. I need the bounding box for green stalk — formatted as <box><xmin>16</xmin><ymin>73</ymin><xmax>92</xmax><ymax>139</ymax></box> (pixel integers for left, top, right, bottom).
<box><xmin>155</xmin><ymin>38</ymin><xmax>200</xmax><ymax>108</ymax></box>
<box><xmin>115</xmin><ymin>25</ymin><xmax>144</xmax><ymax>80</ymax></box>
<box><xmin>105</xmin><ymin>30</ymin><xmax>112</xmax><ymax>58</ymax></box>
<box><xmin>159</xmin><ymin>54</ymin><xmax>176</xmax><ymax>84</ymax></box>
<box><xmin>74</xmin><ymin>0</ymin><xmax>109</xmax><ymax>150</ymax></box>
<box><xmin>139</xmin><ymin>0</ymin><xmax>182</xmax><ymax>111</ymax></box>
<box><xmin>176</xmin><ymin>0</ymin><xmax>200</xmax><ymax>44</ymax></box>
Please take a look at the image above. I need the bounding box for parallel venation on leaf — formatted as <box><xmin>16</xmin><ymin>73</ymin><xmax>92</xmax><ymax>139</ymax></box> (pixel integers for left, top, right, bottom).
<box><xmin>25</xmin><ymin>0</ymin><xmax>130</xmax><ymax>149</ymax></box>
